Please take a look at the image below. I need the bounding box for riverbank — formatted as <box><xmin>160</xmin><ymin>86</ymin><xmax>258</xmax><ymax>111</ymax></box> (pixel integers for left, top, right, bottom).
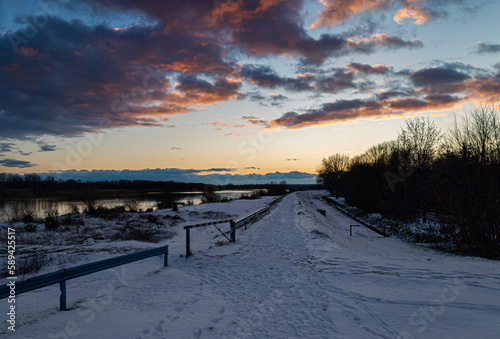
<box><xmin>0</xmin><ymin>195</ymin><xmax>278</xmax><ymax>279</ymax></box>
<box><xmin>2</xmin><ymin>191</ymin><xmax>499</xmax><ymax>338</ymax></box>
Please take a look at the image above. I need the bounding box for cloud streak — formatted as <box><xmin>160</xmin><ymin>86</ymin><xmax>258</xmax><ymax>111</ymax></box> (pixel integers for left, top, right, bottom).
<box><xmin>476</xmin><ymin>42</ymin><xmax>500</xmax><ymax>54</ymax></box>
<box><xmin>0</xmin><ymin>159</ymin><xmax>38</xmax><ymax>168</ymax></box>
<box><xmin>311</xmin><ymin>0</ymin><xmax>481</xmax><ymax>28</ymax></box>
<box><xmin>268</xmin><ymin>61</ymin><xmax>500</xmax><ymax>129</ymax></box>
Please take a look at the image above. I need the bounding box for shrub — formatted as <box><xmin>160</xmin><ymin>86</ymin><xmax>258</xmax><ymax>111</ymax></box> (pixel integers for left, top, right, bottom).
<box><xmin>239</xmin><ymin>191</ymin><xmax>261</xmax><ymax>200</ymax></box>
<box><xmin>142</xmin><ymin>213</ymin><xmax>162</xmax><ymax>225</ymax></box>
<box><xmin>45</xmin><ymin>217</ymin><xmax>61</xmax><ymax>230</ymax></box>
<box><xmin>125</xmin><ymin>198</ymin><xmax>141</xmax><ymax>212</ymax></box>
<box><xmin>15</xmin><ymin>255</ymin><xmax>47</xmax><ymax>276</ymax></box>
<box><xmin>88</xmin><ymin>205</ymin><xmax>126</xmax><ymax>219</ymax></box>
<box><xmin>60</xmin><ymin>214</ymin><xmax>85</xmax><ymax>226</ymax></box>
<box><xmin>8</xmin><ymin>202</ymin><xmax>36</xmax><ymax>222</ymax></box>
<box><xmin>156</xmin><ymin>192</ymin><xmax>179</xmax><ymax>210</ymax></box>
<box><xmin>24</xmin><ymin>224</ymin><xmax>37</xmax><ymax>232</ymax></box>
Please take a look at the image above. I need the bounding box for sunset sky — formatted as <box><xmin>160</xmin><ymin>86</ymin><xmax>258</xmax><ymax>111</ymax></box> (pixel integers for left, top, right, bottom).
<box><xmin>1</xmin><ymin>0</ymin><xmax>499</xmax><ymax>184</ymax></box>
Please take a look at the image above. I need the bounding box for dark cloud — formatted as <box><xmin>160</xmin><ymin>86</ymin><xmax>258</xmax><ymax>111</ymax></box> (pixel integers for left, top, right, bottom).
<box><xmin>0</xmin><ymin>0</ymin><xmax>491</xmax><ymax>141</ymax></box>
<box><xmin>347</xmin><ymin>62</ymin><xmax>392</xmax><ymax>75</ymax></box>
<box><xmin>410</xmin><ymin>67</ymin><xmax>471</xmax><ymax>87</ymax></box>
<box><xmin>19</xmin><ymin>151</ymin><xmax>33</xmax><ymax>156</ymax></box>
<box><xmin>267</xmin><ymin>91</ymin><xmax>463</xmax><ymax>129</ymax></box>
<box><xmin>241</xmin><ymin>65</ymin><xmax>313</xmax><ymax>91</ymax></box>
<box><xmin>0</xmin><ymin>142</ymin><xmax>32</xmax><ymax>156</ymax></box>
<box><xmin>0</xmin><ymin>159</ymin><xmax>37</xmax><ymax>168</ymax></box>
<box><xmin>0</xmin><ymin>14</ymin><xmax>239</xmax><ymax>139</ymax></box>
<box><xmin>241</xmin><ymin>65</ymin><xmax>287</xmax><ymax>89</ymax></box>
<box><xmin>476</xmin><ymin>42</ymin><xmax>500</xmax><ymax>54</ymax></box>
<box><xmin>0</xmin><ymin>143</ymin><xmax>15</xmax><ymax>154</ymax></box>
<box><xmin>241</xmin><ymin>115</ymin><xmax>268</xmax><ymax>126</ymax></box>
<box><xmin>242</xmin><ymin>65</ymin><xmax>359</xmax><ymax>94</ymax></box>
<box><xmin>375</xmin><ymin>89</ymin><xmax>416</xmax><ymax>101</ymax></box>
<box><xmin>199</xmin><ymin>168</ymin><xmax>237</xmax><ymax>172</ymax></box>
<box><xmin>315</xmin><ymin>69</ymin><xmax>356</xmax><ymax>93</ymax></box>
<box><xmin>239</xmin><ymin>90</ymin><xmax>288</xmax><ymax>107</ymax></box>
<box><xmin>84</xmin><ymin>0</ymin><xmax>422</xmax><ymax>64</ymax></box>
<box><xmin>268</xmin><ymin>94</ymin><xmax>288</xmax><ymax>106</ymax></box>
<box><xmin>347</xmin><ymin>34</ymin><xmax>423</xmax><ymax>54</ymax></box>
<box><xmin>39</xmin><ymin>144</ymin><xmax>57</xmax><ymax>152</ymax></box>
<box><xmin>32</xmin><ymin>167</ymin><xmax>316</xmax><ymax>184</ymax></box>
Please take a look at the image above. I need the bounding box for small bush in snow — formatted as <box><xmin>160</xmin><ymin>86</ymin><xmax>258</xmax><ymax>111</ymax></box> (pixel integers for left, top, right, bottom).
<box><xmin>24</xmin><ymin>223</ymin><xmax>37</xmax><ymax>232</ymax></box>
<box><xmin>45</xmin><ymin>217</ymin><xmax>61</xmax><ymax>230</ymax></box>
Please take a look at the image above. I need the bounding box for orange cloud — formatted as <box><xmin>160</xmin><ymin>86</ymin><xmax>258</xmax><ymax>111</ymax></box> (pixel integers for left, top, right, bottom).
<box><xmin>207</xmin><ymin>0</ymin><xmax>283</xmax><ymax>27</ymax></box>
<box><xmin>163</xmin><ymin>54</ymin><xmax>235</xmax><ymax>75</ymax></box>
<box><xmin>18</xmin><ymin>46</ymin><xmax>38</xmax><ymax>57</ymax></box>
<box><xmin>311</xmin><ymin>0</ymin><xmax>391</xmax><ymax>28</ymax></box>
<box><xmin>394</xmin><ymin>6</ymin><xmax>431</xmax><ymax>25</ymax></box>
<box><xmin>267</xmin><ymin>96</ymin><xmax>464</xmax><ymax>130</ymax></box>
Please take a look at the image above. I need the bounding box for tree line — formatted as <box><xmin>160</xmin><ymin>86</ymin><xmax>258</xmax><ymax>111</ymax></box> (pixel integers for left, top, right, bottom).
<box><xmin>0</xmin><ymin>174</ymin><xmax>292</xmax><ymax>200</ymax></box>
<box><xmin>317</xmin><ymin>104</ymin><xmax>500</xmax><ymax>257</ymax></box>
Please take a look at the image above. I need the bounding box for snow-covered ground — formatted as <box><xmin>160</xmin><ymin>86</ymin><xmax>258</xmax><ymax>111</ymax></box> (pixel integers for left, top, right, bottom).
<box><xmin>2</xmin><ymin>191</ymin><xmax>500</xmax><ymax>338</ymax></box>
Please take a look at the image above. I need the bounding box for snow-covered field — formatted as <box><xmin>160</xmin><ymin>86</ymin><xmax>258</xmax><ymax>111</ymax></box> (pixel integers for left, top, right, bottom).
<box><xmin>2</xmin><ymin>191</ymin><xmax>500</xmax><ymax>338</ymax></box>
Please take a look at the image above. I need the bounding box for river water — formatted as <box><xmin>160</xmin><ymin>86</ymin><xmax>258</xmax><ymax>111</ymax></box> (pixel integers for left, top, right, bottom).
<box><xmin>0</xmin><ymin>190</ymin><xmax>256</xmax><ymax>222</ymax></box>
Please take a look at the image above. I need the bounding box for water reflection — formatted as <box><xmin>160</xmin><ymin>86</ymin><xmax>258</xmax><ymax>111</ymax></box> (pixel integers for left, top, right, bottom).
<box><xmin>0</xmin><ymin>190</ymin><xmax>256</xmax><ymax>222</ymax></box>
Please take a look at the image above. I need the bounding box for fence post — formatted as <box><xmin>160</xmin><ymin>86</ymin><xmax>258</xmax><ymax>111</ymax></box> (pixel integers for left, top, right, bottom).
<box><xmin>186</xmin><ymin>226</ymin><xmax>191</xmax><ymax>258</ymax></box>
<box><xmin>230</xmin><ymin>220</ymin><xmax>235</xmax><ymax>242</ymax></box>
<box><xmin>60</xmin><ymin>281</ymin><xmax>67</xmax><ymax>311</ymax></box>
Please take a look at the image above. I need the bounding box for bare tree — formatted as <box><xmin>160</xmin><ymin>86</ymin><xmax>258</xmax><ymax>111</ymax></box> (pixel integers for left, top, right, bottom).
<box><xmin>397</xmin><ymin>117</ymin><xmax>442</xmax><ymax>171</ymax></box>
<box><xmin>316</xmin><ymin>153</ymin><xmax>350</xmax><ymax>198</ymax></box>
<box><xmin>439</xmin><ymin>104</ymin><xmax>500</xmax><ymax>253</ymax></box>
<box><xmin>364</xmin><ymin>141</ymin><xmax>396</xmax><ymax>166</ymax></box>
<box><xmin>444</xmin><ymin>103</ymin><xmax>500</xmax><ymax>164</ymax></box>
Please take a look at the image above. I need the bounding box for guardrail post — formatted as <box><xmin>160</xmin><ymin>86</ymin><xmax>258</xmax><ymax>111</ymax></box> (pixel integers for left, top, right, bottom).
<box><xmin>230</xmin><ymin>220</ymin><xmax>235</xmax><ymax>242</ymax></box>
<box><xmin>164</xmin><ymin>248</ymin><xmax>169</xmax><ymax>267</ymax></box>
<box><xmin>60</xmin><ymin>281</ymin><xmax>67</xmax><ymax>311</ymax></box>
<box><xmin>186</xmin><ymin>226</ymin><xmax>191</xmax><ymax>258</ymax></box>
<box><xmin>244</xmin><ymin>220</ymin><xmax>247</xmax><ymax>230</ymax></box>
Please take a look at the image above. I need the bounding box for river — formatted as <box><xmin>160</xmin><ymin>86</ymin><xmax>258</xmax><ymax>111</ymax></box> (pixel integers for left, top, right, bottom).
<box><xmin>0</xmin><ymin>190</ymin><xmax>257</xmax><ymax>222</ymax></box>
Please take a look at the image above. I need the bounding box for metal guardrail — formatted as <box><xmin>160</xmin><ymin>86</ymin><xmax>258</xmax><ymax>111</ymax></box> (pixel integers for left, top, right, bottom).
<box><xmin>234</xmin><ymin>195</ymin><xmax>284</xmax><ymax>229</ymax></box>
<box><xmin>0</xmin><ymin>245</ymin><xmax>169</xmax><ymax>311</ymax></box>
<box><xmin>184</xmin><ymin>219</ymin><xmax>235</xmax><ymax>257</ymax></box>
<box><xmin>322</xmin><ymin>198</ymin><xmax>387</xmax><ymax>237</ymax></box>
<box><xmin>184</xmin><ymin>195</ymin><xmax>285</xmax><ymax>257</ymax></box>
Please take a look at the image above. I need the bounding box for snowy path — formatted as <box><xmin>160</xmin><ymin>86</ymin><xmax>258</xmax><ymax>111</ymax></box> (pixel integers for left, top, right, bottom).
<box><xmin>6</xmin><ymin>191</ymin><xmax>500</xmax><ymax>338</ymax></box>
